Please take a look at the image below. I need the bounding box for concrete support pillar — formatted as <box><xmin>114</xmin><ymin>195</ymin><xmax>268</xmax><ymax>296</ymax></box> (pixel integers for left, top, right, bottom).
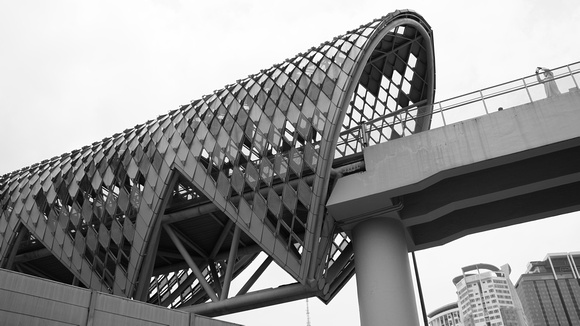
<box><xmin>352</xmin><ymin>217</ymin><xmax>419</xmax><ymax>326</ymax></box>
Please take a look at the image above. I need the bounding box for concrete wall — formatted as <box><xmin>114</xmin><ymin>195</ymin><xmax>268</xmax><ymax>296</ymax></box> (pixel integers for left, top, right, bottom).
<box><xmin>0</xmin><ymin>268</ymin><xmax>240</xmax><ymax>326</ymax></box>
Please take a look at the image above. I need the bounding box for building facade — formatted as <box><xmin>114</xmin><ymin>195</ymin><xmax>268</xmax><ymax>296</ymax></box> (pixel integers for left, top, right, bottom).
<box><xmin>452</xmin><ymin>264</ymin><xmax>527</xmax><ymax>326</ymax></box>
<box><xmin>428</xmin><ymin>302</ymin><xmax>463</xmax><ymax>326</ymax></box>
<box><xmin>515</xmin><ymin>252</ymin><xmax>580</xmax><ymax>326</ymax></box>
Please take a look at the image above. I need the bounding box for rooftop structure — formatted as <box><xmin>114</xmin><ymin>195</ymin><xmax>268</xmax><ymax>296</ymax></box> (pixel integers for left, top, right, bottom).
<box><xmin>453</xmin><ymin>264</ymin><xmax>528</xmax><ymax>326</ymax></box>
<box><xmin>428</xmin><ymin>302</ymin><xmax>462</xmax><ymax>326</ymax></box>
<box><xmin>515</xmin><ymin>252</ymin><xmax>580</xmax><ymax>325</ymax></box>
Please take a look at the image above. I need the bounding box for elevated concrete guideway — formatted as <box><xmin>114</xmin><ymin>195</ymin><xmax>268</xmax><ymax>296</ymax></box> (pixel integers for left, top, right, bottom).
<box><xmin>327</xmin><ymin>90</ymin><xmax>580</xmax><ymax>250</ymax></box>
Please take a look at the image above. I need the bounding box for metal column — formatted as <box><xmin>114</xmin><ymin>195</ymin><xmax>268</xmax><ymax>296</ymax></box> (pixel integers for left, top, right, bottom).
<box><xmin>351</xmin><ymin>217</ymin><xmax>419</xmax><ymax>326</ymax></box>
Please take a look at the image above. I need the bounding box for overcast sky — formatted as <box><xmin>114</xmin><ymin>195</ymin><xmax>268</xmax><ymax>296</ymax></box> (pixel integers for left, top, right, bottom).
<box><xmin>1</xmin><ymin>1</ymin><xmax>579</xmax><ymax>325</ymax></box>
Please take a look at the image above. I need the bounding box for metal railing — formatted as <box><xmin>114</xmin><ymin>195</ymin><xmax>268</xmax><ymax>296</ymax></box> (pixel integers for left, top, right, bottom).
<box><xmin>337</xmin><ymin>61</ymin><xmax>580</xmax><ymax>155</ymax></box>
<box><xmin>430</xmin><ymin>60</ymin><xmax>580</xmax><ymax>128</ymax></box>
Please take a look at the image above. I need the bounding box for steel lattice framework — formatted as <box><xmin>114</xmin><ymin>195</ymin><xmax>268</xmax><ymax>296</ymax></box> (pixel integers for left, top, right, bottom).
<box><xmin>0</xmin><ymin>9</ymin><xmax>435</xmax><ymax>314</ymax></box>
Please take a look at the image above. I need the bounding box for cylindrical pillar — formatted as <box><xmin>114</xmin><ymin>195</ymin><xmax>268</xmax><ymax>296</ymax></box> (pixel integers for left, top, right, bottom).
<box><xmin>352</xmin><ymin>217</ymin><xmax>419</xmax><ymax>326</ymax></box>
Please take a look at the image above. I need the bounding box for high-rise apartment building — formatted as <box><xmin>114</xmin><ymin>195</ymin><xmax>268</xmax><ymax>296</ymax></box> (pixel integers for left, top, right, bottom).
<box><xmin>452</xmin><ymin>264</ymin><xmax>528</xmax><ymax>326</ymax></box>
<box><xmin>428</xmin><ymin>302</ymin><xmax>463</xmax><ymax>326</ymax></box>
<box><xmin>515</xmin><ymin>252</ymin><xmax>580</xmax><ymax>326</ymax></box>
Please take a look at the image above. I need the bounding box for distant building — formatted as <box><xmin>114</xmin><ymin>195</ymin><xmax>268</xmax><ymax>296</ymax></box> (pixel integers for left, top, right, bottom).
<box><xmin>515</xmin><ymin>252</ymin><xmax>580</xmax><ymax>326</ymax></box>
<box><xmin>452</xmin><ymin>264</ymin><xmax>528</xmax><ymax>326</ymax></box>
<box><xmin>428</xmin><ymin>302</ymin><xmax>463</xmax><ymax>326</ymax></box>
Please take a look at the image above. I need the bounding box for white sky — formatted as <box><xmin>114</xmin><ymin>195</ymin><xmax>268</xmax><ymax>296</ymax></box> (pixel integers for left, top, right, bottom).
<box><xmin>1</xmin><ymin>1</ymin><xmax>579</xmax><ymax>325</ymax></box>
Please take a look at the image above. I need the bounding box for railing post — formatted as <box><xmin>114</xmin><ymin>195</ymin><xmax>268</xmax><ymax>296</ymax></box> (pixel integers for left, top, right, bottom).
<box><xmin>568</xmin><ymin>65</ymin><xmax>579</xmax><ymax>90</ymax></box>
<box><xmin>360</xmin><ymin>123</ymin><xmax>369</xmax><ymax>148</ymax></box>
<box><xmin>479</xmin><ymin>90</ymin><xmax>489</xmax><ymax>114</ymax></box>
<box><xmin>439</xmin><ymin>102</ymin><xmax>446</xmax><ymax>126</ymax></box>
<box><xmin>522</xmin><ymin>78</ymin><xmax>533</xmax><ymax>103</ymax></box>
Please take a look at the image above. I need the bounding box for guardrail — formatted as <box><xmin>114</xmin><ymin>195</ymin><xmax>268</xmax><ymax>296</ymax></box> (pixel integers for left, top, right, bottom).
<box><xmin>336</xmin><ymin>61</ymin><xmax>580</xmax><ymax>157</ymax></box>
<box><xmin>430</xmin><ymin>61</ymin><xmax>580</xmax><ymax>127</ymax></box>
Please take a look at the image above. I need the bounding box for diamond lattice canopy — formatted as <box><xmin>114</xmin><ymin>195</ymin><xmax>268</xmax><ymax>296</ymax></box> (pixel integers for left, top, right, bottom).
<box><xmin>0</xmin><ymin>9</ymin><xmax>435</xmax><ymax>310</ymax></box>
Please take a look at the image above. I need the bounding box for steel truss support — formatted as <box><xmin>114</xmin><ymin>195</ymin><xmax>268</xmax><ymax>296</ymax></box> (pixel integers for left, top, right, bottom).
<box><xmin>135</xmin><ymin>173</ymin><xmax>179</xmax><ymax>301</ymax></box>
<box><xmin>237</xmin><ymin>256</ymin><xmax>273</xmax><ymax>296</ymax></box>
<box><xmin>173</xmin><ymin>227</ymin><xmax>209</xmax><ymax>259</ymax></box>
<box><xmin>3</xmin><ymin>224</ymin><xmax>28</xmax><ymax>269</ymax></box>
<box><xmin>208</xmin><ymin>261</ymin><xmax>223</xmax><ymax>298</ymax></box>
<box><xmin>209</xmin><ymin>219</ymin><xmax>234</xmax><ymax>259</ymax></box>
<box><xmin>163</xmin><ymin>224</ymin><xmax>219</xmax><ymax>302</ymax></box>
<box><xmin>182</xmin><ymin>282</ymin><xmax>319</xmax><ymax>317</ymax></box>
<box><xmin>151</xmin><ymin>244</ymin><xmax>263</xmax><ymax>277</ymax></box>
<box><xmin>220</xmin><ymin>225</ymin><xmax>241</xmax><ymax>300</ymax></box>
<box><xmin>179</xmin><ymin>255</ymin><xmax>255</xmax><ymax>307</ymax></box>
<box><xmin>158</xmin><ymin>272</ymin><xmax>197</xmax><ymax>306</ymax></box>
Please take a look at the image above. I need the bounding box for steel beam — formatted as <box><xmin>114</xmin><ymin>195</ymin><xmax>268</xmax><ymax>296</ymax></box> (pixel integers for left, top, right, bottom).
<box><xmin>236</xmin><ymin>256</ymin><xmax>273</xmax><ymax>296</ymax></box>
<box><xmin>4</xmin><ymin>225</ymin><xmax>28</xmax><ymax>269</ymax></box>
<box><xmin>220</xmin><ymin>225</ymin><xmax>241</xmax><ymax>300</ymax></box>
<box><xmin>182</xmin><ymin>282</ymin><xmax>318</xmax><ymax>317</ymax></box>
<box><xmin>208</xmin><ymin>261</ymin><xmax>223</xmax><ymax>298</ymax></box>
<box><xmin>209</xmin><ymin>219</ymin><xmax>234</xmax><ymax>259</ymax></box>
<box><xmin>163</xmin><ymin>225</ymin><xmax>219</xmax><ymax>302</ymax></box>
<box><xmin>158</xmin><ymin>272</ymin><xmax>197</xmax><ymax>306</ymax></box>
<box><xmin>151</xmin><ymin>244</ymin><xmax>263</xmax><ymax>277</ymax></box>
